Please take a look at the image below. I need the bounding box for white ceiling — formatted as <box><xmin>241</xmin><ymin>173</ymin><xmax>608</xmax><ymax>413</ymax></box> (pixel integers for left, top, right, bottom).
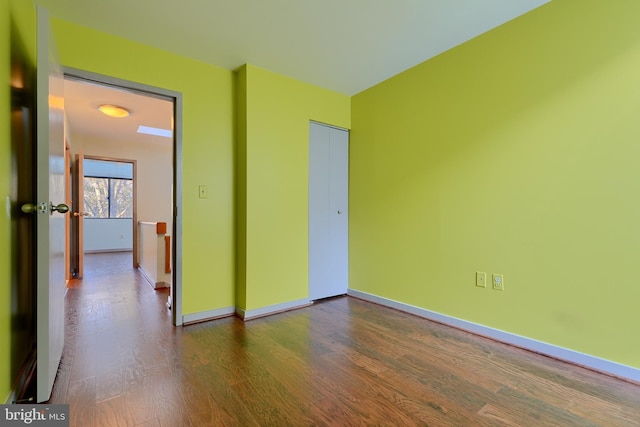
<box><xmin>50</xmin><ymin>0</ymin><xmax>550</xmax><ymax>144</ymax></box>
<box><xmin>64</xmin><ymin>78</ymin><xmax>173</xmax><ymax>145</ymax></box>
<box><xmin>37</xmin><ymin>0</ymin><xmax>549</xmax><ymax>96</ymax></box>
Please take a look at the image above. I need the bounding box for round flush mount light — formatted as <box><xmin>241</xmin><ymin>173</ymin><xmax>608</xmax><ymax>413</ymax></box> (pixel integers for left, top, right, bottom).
<box><xmin>98</xmin><ymin>104</ymin><xmax>130</xmax><ymax>118</ymax></box>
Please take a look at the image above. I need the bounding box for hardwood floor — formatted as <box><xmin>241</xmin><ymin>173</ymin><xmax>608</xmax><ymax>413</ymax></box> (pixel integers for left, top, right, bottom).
<box><xmin>50</xmin><ymin>252</ymin><xmax>640</xmax><ymax>426</ymax></box>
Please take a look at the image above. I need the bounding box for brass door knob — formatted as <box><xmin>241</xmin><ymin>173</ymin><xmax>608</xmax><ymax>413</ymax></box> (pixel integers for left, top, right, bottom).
<box><xmin>21</xmin><ymin>202</ymin><xmax>47</xmax><ymax>214</ymax></box>
<box><xmin>50</xmin><ymin>203</ymin><xmax>69</xmax><ymax>215</ymax></box>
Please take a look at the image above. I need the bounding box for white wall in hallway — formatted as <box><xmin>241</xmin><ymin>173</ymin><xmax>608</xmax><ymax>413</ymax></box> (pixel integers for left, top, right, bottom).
<box><xmin>84</xmin><ymin>218</ymin><xmax>133</xmax><ymax>252</ymax></box>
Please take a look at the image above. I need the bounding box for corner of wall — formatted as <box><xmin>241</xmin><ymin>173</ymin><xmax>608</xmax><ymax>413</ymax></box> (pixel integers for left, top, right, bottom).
<box><xmin>238</xmin><ymin>65</ymin><xmax>350</xmax><ymax>312</ymax></box>
<box><xmin>234</xmin><ymin>65</ymin><xmax>248</xmax><ymax>311</ymax></box>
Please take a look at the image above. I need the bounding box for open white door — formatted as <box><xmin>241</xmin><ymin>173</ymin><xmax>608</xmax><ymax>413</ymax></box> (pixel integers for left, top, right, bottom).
<box><xmin>35</xmin><ymin>7</ymin><xmax>67</xmax><ymax>402</ymax></box>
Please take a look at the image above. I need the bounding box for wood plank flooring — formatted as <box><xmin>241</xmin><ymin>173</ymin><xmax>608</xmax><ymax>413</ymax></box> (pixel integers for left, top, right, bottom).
<box><xmin>49</xmin><ymin>252</ymin><xmax>640</xmax><ymax>426</ymax></box>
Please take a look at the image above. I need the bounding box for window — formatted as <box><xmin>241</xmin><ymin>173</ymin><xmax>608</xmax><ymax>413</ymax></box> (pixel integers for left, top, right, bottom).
<box><xmin>83</xmin><ymin>159</ymin><xmax>133</xmax><ymax>219</ymax></box>
<box><xmin>84</xmin><ymin>177</ymin><xmax>133</xmax><ymax>218</ymax></box>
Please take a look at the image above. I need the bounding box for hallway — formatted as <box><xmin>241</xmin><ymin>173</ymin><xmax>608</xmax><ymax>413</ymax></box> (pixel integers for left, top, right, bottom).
<box><xmin>51</xmin><ymin>252</ymin><xmax>173</xmax><ymax>425</ymax></box>
<box><xmin>49</xmin><ymin>253</ymin><xmax>640</xmax><ymax>426</ymax></box>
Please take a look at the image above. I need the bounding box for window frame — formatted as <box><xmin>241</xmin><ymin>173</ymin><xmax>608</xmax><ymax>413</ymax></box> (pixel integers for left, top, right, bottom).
<box><xmin>83</xmin><ymin>174</ymin><xmax>134</xmax><ymax>219</ymax></box>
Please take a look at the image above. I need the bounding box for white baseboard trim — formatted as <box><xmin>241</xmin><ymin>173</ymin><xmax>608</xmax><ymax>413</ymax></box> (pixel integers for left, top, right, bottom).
<box><xmin>137</xmin><ymin>267</ymin><xmax>169</xmax><ymax>289</ymax></box>
<box><xmin>182</xmin><ymin>306</ymin><xmax>235</xmax><ymax>325</ymax></box>
<box><xmin>236</xmin><ymin>298</ymin><xmax>312</xmax><ymax>321</ymax></box>
<box><xmin>138</xmin><ymin>267</ymin><xmax>154</xmax><ymax>288</ymax></box>
<box><xmin>348</xmin><ymin>289</ymin><xmax>640</xmax><ymax>383</ymax></box>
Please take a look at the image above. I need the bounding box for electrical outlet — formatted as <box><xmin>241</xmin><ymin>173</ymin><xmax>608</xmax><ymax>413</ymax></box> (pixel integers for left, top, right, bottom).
<box><xmin>476</xmin><ymin>272</ymin><xmax>486</xmax><ymax>288</ymax></box>
<box><xmin>492</xmin><ymin>274</ymin><xmax>504</xmax><ymax>291</ymax></box>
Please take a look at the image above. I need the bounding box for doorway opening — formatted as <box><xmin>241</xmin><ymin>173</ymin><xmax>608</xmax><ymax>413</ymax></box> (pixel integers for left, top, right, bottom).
<box><xmin>72</xmin><ymin>157</ymin><xmax>136</xmax><ymax>279</ymax></box>
<box><xmin>63</xmin><ymin>68</ymin><xmax>183</xmax><ymax>326</ymax></box>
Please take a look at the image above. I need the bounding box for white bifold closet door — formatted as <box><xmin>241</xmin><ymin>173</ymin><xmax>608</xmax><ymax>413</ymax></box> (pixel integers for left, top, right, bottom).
<box><xmin>309</xmin><ymin>121</ymin><xmax>349</xmax><ymax>300</ymax></box>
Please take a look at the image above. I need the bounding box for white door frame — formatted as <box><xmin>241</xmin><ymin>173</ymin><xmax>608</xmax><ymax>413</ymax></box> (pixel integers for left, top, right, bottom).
<box><xmin>80</xmin><ymin>155</ymin><xmax>137</xmax><ymax>264</ymax></box>
<box><xmin>63</xmin><ymin>67</ymin><xmax>184</xmax><ymax>326</ymax></box>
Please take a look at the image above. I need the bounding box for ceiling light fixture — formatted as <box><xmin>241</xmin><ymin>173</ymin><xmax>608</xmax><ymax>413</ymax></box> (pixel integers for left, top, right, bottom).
<box><xmin>98</xmin><ymin>104</ymin><xmax>130</xmax><ymax>118</ymax></box>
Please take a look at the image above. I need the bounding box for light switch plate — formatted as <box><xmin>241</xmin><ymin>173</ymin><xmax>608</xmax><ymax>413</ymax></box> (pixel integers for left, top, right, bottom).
<box><xmin>476</xmin><ymin>272</ymin><xmax>486</xmax><ymax>288</ymax></box>
<box><xmin>199</xmin><ymin>185</ymin><xmax>208</xmax><ymax>199</ymax></box>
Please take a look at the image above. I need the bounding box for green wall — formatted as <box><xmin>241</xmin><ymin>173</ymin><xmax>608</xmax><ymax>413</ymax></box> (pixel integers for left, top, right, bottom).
<box><xmin>47</xmin><ymin>22</ymin><xmax>351</xmax><ymax>316</ymax></box>
<box><xmin>1</xmin><ymin>0</ymin><xmax>37</xmax><ymax>401</ymax></box>
<box><xmin>350</xmin><ymin>0</ymin><xmax>640</xmax><ymax>368</ymax></box>
<box><xmin>50</xmin><ymin>20</ymin><xmax>236</xmax><ymax>316</ymax></box>
<box><xmin>236</xmin><ymin>65</ymin><xmax>350</xmax><ymax>311</ymax></box>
